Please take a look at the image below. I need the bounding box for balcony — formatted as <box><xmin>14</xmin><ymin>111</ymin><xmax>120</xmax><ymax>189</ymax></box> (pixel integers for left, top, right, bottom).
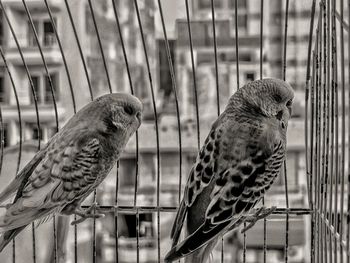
<box><xmin>1</xmin><ymin>0</ymin><xmax>63</xmax><ymax>11</ymax></box>
<box><xmin>3</xmin><ymin>33</ymin><xmax>62</xmax><ymax>65</ymax></box>
<box><xmin>176</xmin><ymin>18</ymin><xmax>257</xmax><ymax>49</ymax></box>
<box><xmin>0</xmin><ymin>103</ymin><xmax>65</xmax><ymax>122</ymax></box>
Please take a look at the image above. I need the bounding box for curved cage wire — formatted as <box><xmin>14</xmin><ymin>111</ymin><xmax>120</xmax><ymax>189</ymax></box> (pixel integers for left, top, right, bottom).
<box><xmin>0</xmin><ymin>0</ymin><xmax>348</xmax><ymax>262</ymax></box>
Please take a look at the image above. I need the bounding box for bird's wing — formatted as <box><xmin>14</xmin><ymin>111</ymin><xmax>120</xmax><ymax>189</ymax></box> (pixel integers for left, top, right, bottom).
<box><xmin>0</xmin><ymin>133</ymin><xmax>61</xmax><ymax>204</ymax></box>
<box><xmin>170</xmin><ymin>123</ymin><xmax>223</xmax><ymax>246</ymax></box>
<box><xmin>0</xmin><ymin>137</ymin><xmax>101</xmax><ymax>231</ymax></box>
<box><xmin>166</xmin><ymin>136</ymin><xmax>285</xmax><ymax>261</ymax></box>
<box><xmin>0</xmin><ymin>149</ymin><xmax>46</xmax><ymax>204</ymax></box>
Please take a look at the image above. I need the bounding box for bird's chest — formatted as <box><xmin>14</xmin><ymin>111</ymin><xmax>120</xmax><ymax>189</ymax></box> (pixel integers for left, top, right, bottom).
<box><xmin>94</xmin><ymin>150</ymin><xmax>120</xmax><ymax>186</ymax></box>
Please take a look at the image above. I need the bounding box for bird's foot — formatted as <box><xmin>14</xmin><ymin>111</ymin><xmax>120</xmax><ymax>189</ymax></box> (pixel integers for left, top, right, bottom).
<box><xmin>241</xmin><ymin>206</ymin><xmax>276</xmax><ymax>233</ymax></box>
<box><xmin>71</xmin><ymin>202</ymin><xmax>105</xmax><ymax>225</ymax></box>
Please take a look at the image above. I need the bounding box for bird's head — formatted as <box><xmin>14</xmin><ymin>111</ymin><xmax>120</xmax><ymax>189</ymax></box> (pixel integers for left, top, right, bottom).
<box><xmin>96</xmin><ymin>93</ymin><xmax>143</xmax><ymax>137</ymax></box>
<box><xmin>232</xmin><ymin>78</ymin><xmax>294</xmax><ymax>126</ymax></box>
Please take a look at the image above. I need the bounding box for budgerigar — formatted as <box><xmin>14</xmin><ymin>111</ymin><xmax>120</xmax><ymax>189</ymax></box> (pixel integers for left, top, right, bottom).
<box><xmin>0</xmin><ymin>93</ymin><xmax>142</xmax><ymax>252</ymax></box>
<box><xmin>165</xmin><ymin>78</ymin><xmax>294</xmax><ymax>263</ymax></box>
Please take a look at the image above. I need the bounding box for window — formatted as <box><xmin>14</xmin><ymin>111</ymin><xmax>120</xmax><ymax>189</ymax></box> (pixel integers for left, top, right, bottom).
<box><xmin>1</xmin><ymin>123</ymin><xmax>8</xmax><ymax>148</ymax></box>
<box><xmin>44</xmin><ymin>73</ymin><xmax>59</xmax><ymax>103</ymax></box>
<box><xmin>32</xmin><ymin>126</ymin><xmax>43</xmax><ymax>141</ymax></box>
<box><xmin>198</xmin><ymin>0</ymin><xmax>222</xmax><ymax>9</ymax></box>
<box><xmin>28</xmin><ymin>20</ymin><xmax>40</xmax><ymax>47</ymax></box>
<box><xmin>28</xmin><ymin>18</ymin><xmax>57</xmax><ymax>47</ymax></box>
<box><xmin>30</xmin><ymin>73</ymin><xmax>59</xmax><ymax>104</ymax></box>
<box><xmin>119</xmin><ymin>213</ymin><xmax>153</xmax><ymax>238</ymax></box>
<box><xmin>43</xmin><ymin>20</ymin><xmax>56</xmax><ymax>46</ymax></box>
<box><xmin>0</xmin><ymin>76</ymin><xmax>5</xmax><ymax>103</ymax></box>
<box><xmin>25</xmin><ymin>122</ymin><xmax>44</xmax><ymax>141</ymax></box>
<box><xmin>245</xmin><ymin>72</ymin><xmax>255</xmax><ymax>81</ymax></box>
<box><xmin>119</xmin><ymin>158</ymin><xmax>137</xmax><ymax>187</ymax></box>
<box><xmin>228</xmin><ymin>0</ymin><xmax>247</xmax><ymax>9</ymax></box>
<box><xmin>30</xmin><ymin>75</ymin><xmax>41</xmax><ymax>103</ymax></box>
<box><xmin>158</xmin><ymin>40</ymin><xmax>175</xmax><ymax>106</ymax></box>
<box><xmin>0</xmin><ymin>9</ymin><xmax>3</xmax><ymax>45</ymax></box>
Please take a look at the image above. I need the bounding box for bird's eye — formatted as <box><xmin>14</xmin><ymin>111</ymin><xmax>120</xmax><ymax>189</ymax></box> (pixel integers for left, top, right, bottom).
<box><xmin>273</xmin><ymin>94</ymin><xmax>282</xmax><ymax>103</ymax></box>
<box><xmin>286</xmin><ymin>100</ymin><xmax>293</xmax><ymax>107</ymax></box>
<box><xmin>123</xmin><ymin>105</ymin><xmax>134</xmax><ymax>115</ymax></box>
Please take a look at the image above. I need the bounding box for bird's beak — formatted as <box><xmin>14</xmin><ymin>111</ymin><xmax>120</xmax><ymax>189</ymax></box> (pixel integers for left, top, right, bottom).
<box><xmin>136</xmin><ymin>111</ymin><xmax>142</xmax><ymax>127</ymax></box>
<box><xmin>287</xmin><ymin>106</ymin><xmax>292</xmax><ymax>117</ymax></box>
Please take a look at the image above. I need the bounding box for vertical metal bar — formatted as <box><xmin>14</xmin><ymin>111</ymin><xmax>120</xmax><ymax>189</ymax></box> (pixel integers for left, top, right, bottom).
<box><xmin>63</xmin><ymin>1</ymin><xmax>95</xmax><ymax>260</ymax></box>
<box><xmin>282</xmin><ymin>0</ymin><xmax>290</xmax><ymax>262</ymax></box>
<box><xmin>0</xmin><ymin>45</ymin><xmax>22</xmax><ymax>262</ymax></box>
<box><xmin>136</xmin><ymin>209</ymin><xmax>140</xmax><ymax>263</ymax></box>
<box><xmin>322</xmin><ymin>3</ymin><xmax>330</xmax><ymax>260</ymax></box>
<box><xmin>347</xmin><ymin>1</ymin><xmax>350</xmax><ymax>261</ymax></box>
<box><xmin>114</xmin><ymin>161</ymin><xmax>119</xmax><ymax>262</ymax></box>
<box><xmin>156</xmin><ymin>0</ymin><xmax>182</xmax><ymax>205</ymax></box>
<box><xmin>87</xmin><ymin>0</ymin><xmax>112</xmax><ymax>93</ymax></box>
<box><xmin>111</xmin><ymin>0</ymin><xmax>134</xmax><ymax>94</ymax></box>
<box><xmin>310</xmin><ymin>49</ymin><xmax>316</xmax><ymax>263</ymax></box>
<box><xmin>314</xmin><ymin>26</ymin><xmax>320</xmax><ymax>263</ymax></box>
<box><xmin>110</xmin><ymin>0</ymin><xmax>139</xmax><ymax>224</ymax></box>
<box><xmin>22</xmin><ymin>4</ymin><xmax>61</xmax><ymax>260</ymax></box>
<box><xmin>22</xmin><ymin>0</ymin><xmax>58</xmax><ymax>131</ymax></box>
<box><xmin>209</xmin><ymin>1</ymin><xmax>222</xmax><ymax>260</ymax></box>
<box><xmin>331</xmin><ymin>0</ymin><xmax>339</xmax><ymax>261</ymax></box>
<box><xmin>338</xmin><ymin>0</ymin><xmax>346</xmax><ymax>262</ymax></box>
<box><xmin>260</xmin><ymin>0</ymin><xmax>264</xmax><ymax>81</ymax></box>
<box><xmin>232</xmin><ymin>0</ymin><xmax>244</xmax><ymax>260</ymax></box>
<box><xmin>234</xmin><ymin>0</ymin><xmax>240</xmax><ymax>88</ymax></box>
<box><xmin>320</xmin><ymin>2</ymin><xmax>329</xmax><ymax>261</ymax></box>
<box><xmin>325</xmin><ymin>0</ymin><xmax>333</xmax><ymax>261</ymax></box>
<box><xmin>315</xmin><ymin>11</ymin><xmax>322</xmax><ymax>263</ymax></box>
<box><xmin>110</xmin><ymin>1</ymin><xmax>139</xmax><ymax>261</ymax></box>
<box><xmin>210</xmin><ymin>0</ymin><xmax>220</xmax><ymax>116</ymax></box>
<box><xmin>0</xmin><ymin>46</ymin><xmax>22</xmax><ymax>179</ymax></box>
<box><xmin>305</xmin><ymin>0</ymin><xmax>316</xmax><ymax>215</ymax></box>
<box><xmin>44</xmin><ymin>0</ymin><xmax>76</xmax><ymax>114</ymax></box>
<box><xmin>259</xmin><ymin>0</ymin><xmax>267</xmax><ymax>262</ymax></box>
<box><xmin>64</xmin><ymin>0</ymin><xmax>93</xmax><ymax>101</ymax></box>
<box><xmin>92</xmin><ymin>191</ymin><xmax>96</xmax><ymax>263</ymax></box>
<box><xmin>0</xmin><ymin>107</ymin><xmax>3</xmax><ymax>176</ymax></box>
<box><xmin>133</xmin><ymin>1</ymin><xmax>161</xmax><ymax>262</ymax></box>
<box><xmin>185</xmin><ymin>0</ymin><xmax>201</xmax><ymax>149</ymax></box>
<box><xmin>85</xmin><ymin>1</ymin><xmax>115</xmax><ymax>259</ymax></box>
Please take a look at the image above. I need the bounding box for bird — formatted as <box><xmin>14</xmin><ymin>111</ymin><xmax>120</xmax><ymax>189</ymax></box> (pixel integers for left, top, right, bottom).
<box><xmin>0</xmin><ymin>93</ymin><xmax>143</xmax><ymax>252</ymax></box>
<box><xmin>165</xmin><ymin>78</ymin><xmax>294</xmax><ymax>263</ymax></box>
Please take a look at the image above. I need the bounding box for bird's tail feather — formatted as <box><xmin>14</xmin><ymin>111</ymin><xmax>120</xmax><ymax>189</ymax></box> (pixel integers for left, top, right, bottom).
<box><xmin>0</xmin><ymin>208</ymin><xmax>53</xmax><ymax>232</ymax></box>
<box><xmin>184</xmin><ymin>238</ymin><xmax>218</xmax><ymax>263</ymax></box>
<box><xmin>0</xmin><ymin>226</ymin><xmax>26</xmax><ymax>252</ymax></box>
<box><xmin>170</xmin><ymin>199</ymin><xmax>187</xmax><ymax>247</ymax></box>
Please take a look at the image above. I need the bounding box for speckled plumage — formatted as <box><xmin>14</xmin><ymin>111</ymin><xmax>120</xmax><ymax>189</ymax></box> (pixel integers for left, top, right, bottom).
<box><xmin>165</xmin><ymin>78</ymin><xmax>294</xmax><ymax>263</ymax></box>
<box><xmin>0</xmin><ymin>93</ymin><xmax>142</xmax><ymax>252</ymax></box>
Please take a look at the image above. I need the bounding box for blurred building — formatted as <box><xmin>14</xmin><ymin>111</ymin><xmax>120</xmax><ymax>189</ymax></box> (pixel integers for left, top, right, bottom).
<box><xmin>175</xmin><ymin>0</ymin><xmax>267</xmax><ymax>124</ymax></box>
<box><xmin>0</xmin><ymin>0</ymin><xmax>158</xmax><ymax>148</ymax></box>
<box><xmin>0</xmin><ymin>0</ymin><xmax>66</xmax><ymax>146</ymax></box>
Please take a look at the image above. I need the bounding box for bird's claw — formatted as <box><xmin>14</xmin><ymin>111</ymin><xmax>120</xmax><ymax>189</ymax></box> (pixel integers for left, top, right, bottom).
<box><xmin>71</xmin><ymin>202</ymin><xmax>106</xmax><ymax>225</ymax></box>
<box><xmin>241</xmin><ymin>206</ymin><xmax>277</xmax><ymax>233</ymax></box>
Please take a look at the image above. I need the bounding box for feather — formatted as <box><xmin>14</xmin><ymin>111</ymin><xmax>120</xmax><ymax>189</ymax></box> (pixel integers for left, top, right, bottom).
<box><xmin>0</xmin><ymin>150</ymin><xmax>45</xmax><ymax>204</ymax></box>
<box><xmin>0</xmin><ymin>226</ymin><xmax>26</xmax><ymax>252</ymax></box>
